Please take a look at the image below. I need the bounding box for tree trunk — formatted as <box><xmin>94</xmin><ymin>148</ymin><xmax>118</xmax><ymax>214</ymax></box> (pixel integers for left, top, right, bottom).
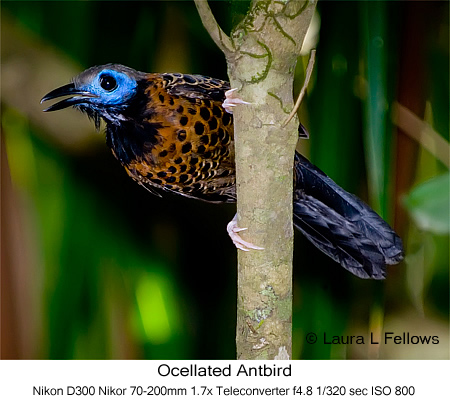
<box><xmin>196</xmin><ymin>0</ymin><xmax>316</xmax><ymax>360</ymax></box>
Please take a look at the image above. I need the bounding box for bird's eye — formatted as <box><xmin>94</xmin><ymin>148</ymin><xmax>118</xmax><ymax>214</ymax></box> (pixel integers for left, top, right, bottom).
<box><xmin>99</xmin><ymin>74</ymin><xmax>117</xmax><ymax>91</ymax></box>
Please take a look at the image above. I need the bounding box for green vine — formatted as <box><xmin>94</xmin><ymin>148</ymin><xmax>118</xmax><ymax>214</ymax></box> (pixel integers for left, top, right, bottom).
<box><xmin>242</xmin><ymin>40</ymin><xmax>272</xmax><ymax>84</ymax></box>
<box><xmin>272</xmin><ymin>15</ymin><xmax>296</xmax><ymax>45</ymax></box>
<box><xmin>284</xmin><ymin>0</ymin><xmax>309</xmax><ymax>19</ymax></box>
<box><xmin>268</xmin><ymin>92</ymin><xmax>290</xmax><ymax>114</ymax></box>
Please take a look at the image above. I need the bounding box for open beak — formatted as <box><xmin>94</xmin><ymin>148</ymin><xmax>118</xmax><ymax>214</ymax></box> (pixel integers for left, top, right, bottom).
<box><xmin>41</xmin><ymin>83</ymin><xmax>98</xmax><ymax>112</ymax></box>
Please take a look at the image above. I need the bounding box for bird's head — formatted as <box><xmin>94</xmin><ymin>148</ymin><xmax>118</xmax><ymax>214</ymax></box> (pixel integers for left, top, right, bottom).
<box><xmin>41</xmin><ymin>64</ymin><xmax>146</xmax><ymax>128</ymax></box>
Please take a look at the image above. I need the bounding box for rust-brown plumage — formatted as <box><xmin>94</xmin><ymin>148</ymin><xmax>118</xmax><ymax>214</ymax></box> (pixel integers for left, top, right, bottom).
<box><xmin>121</xmin><ymin>73</ymin><xmax>236</xmax><ymax>202</ymax></box>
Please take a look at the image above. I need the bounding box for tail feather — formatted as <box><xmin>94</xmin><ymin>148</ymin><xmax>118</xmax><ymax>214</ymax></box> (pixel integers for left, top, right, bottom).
<box><xmin>293</xmin><ymin>152</ymin><xmax>404</xmax><ymax>279</ymax></box>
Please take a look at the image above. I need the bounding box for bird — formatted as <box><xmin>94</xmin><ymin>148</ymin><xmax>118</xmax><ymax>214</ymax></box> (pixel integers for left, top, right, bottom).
<box><xmin>41</xmin><ymin>63</ymin><xmax>404</xmax><ymax>279</ymax></box>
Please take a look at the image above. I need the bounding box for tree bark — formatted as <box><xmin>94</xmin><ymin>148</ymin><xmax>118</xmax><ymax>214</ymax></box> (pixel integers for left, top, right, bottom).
<box><xmin>196</xmin><ymin>0</ymin><xmax>316</xmax><ymax>360</ymax></box>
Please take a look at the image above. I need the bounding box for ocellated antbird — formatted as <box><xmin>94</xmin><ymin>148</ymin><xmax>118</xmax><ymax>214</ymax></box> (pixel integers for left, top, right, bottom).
<box><xmin>41</xmin><ymin>64</ymin><xmax>404</xmax><ymax>279</ymax></box>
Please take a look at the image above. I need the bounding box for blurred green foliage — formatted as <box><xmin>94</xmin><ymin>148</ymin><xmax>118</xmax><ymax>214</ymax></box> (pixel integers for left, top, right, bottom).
<box><xmin>2</xmin><ymin>0</ymin><xmax>448</xmax><ymax>360</ymax></box>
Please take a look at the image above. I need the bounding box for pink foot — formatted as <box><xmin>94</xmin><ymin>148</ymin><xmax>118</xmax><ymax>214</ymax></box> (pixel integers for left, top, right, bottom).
<box><xmin>226</xmin><ymin>214</ymin><xmax>264</xmax><ymax>251</ymax></box>
<box><xmin>222</xmin><ymin>88</ymin><xmax>251</xmax><ymax>114</ymax></box>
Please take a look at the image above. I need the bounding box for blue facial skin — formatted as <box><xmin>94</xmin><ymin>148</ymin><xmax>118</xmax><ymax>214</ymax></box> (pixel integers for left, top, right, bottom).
<box><xmin>77</xmin><ymin>69</ymin><xmax>138</xmax><ymax>107</ymax></box>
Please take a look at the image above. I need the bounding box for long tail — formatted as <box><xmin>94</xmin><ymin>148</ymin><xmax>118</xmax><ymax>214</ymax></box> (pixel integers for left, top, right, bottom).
<box><xmin>293</xmin><ymin>152</ymin><xmax>404</xmax><ymax>279</ymax></box>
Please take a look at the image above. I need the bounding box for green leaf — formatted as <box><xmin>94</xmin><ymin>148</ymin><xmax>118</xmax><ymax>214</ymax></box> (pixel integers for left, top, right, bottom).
<box><xmin>404</xmin><ymin>173</ymin><xmax>450</xmax><ymax>234</ymax></box>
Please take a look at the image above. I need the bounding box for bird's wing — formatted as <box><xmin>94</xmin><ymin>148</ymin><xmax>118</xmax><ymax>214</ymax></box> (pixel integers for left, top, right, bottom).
<box><xmin>162</xmin><ymin>73</ymin><xmax>230</xmax><ymax>102</ymax></box>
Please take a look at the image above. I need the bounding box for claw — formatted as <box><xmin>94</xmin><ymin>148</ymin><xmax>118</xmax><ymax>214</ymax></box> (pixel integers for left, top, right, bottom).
<box><xmin>222</xmin><ymin>88</ymin><xmax>251</xmax><ymax>114</ymax></box>
<box><xmin>226</xmin><ymin>215</ymin><xmax>264</xmax><ymax>251</ymax></box>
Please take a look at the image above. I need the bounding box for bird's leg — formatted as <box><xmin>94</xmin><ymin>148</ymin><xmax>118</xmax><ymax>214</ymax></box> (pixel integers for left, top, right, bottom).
<box><xmin>223</xmin><ymin>91</ymin><xmax>258</xmax><ymax>250</ymax></box>
<box><xmin>223</xmin><ymin>88</ymin><xmax>251</xmax><ymax>114</ymax></box>
<box><xmin>227</xmin><ymin>214</ymin><xmax>264</xmax><ymax>251</ymax></box>
<box><xmin>223</xmin><ymin>90</ymin><xmax>259</xmax><ymax>251</ymax></box>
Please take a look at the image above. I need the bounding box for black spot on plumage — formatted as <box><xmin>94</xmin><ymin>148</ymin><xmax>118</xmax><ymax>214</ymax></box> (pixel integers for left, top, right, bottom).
<box><xmin>221</xmin><ymin>133</ymin><xmax>230</xmax><ymax>145</ymax></box>
<box><xmin>203</xmin><ymin>100</ymin><xmax>211</xmax><ymax>108</ymax></box>
<box><xmin>200</xmin><ymin>135</ymin><xmax>209</xmax><ymax>145</ymax></box>
<box><xmin>190</xmin><ymin>157</ymin><xmax>199</xmax><ymax>165</ymax></box>
<box><xmin>203</xmin><ymin>151</ymin><xmax>212</xmax><ymax>158</ymax></box>
<box><xmin>188</xmin><ymin>108</ymin><xmax>197</xmax><ymax>115</ymax></box>
<box><xmin>202</xmin><ymin>162</ymin><xmax>211</xmax><ymax>172</ymax></box>
<box><xmin>174</xmin><ymin>157</ymin><xmax>182</xmax><ymax>164</ymax></box>
<box><xmin>195</xmin><ymin>121</ymin><xmax>205</xmax><ymax>135</ymax></box>
<box><xmin>209</xmin><ymin>133</ymin><xmax>218</xmax><ymax>146</ymax></box>
<box><xmin>157</xmin><ymin>171</ymin><xmax>167</xmax><ymax>178</ymax></box>
<box><xmin>168</xmin><ymin>143</ymin><xmax>176</xmax><ymax>152</ymax></box>
<box><xmin>212</xmin><ymin>105</ymin><xmax>222</xmax><ymax>117</ymax></box>
<box><xmin>200</xmin><ymin>107</ymin><xmax>211</xmax><ymax>121</ymax></box>
<box><xmin>180</xmin><ymin>116</ymin><xmax>188</xmax><ymax>126</ymax></box>
<box><xmin>166</xmin><ymin>176</ymin><xmax>176</xmax><ymax>183</ymax></box>
<box><xmin>218</xmin><ymin>128</ymin><xmax>226</xmax><ymax>141</ymax></box>
<box><xmin>159</xmin><ymin>94</ymin><xmax>165</xmax><ymax>103</ymax></box>
<box><xmin>177</xmin><ymin>130</ymin><xmax>186</xmax><ymax>141</ymax></box>
<box><xmin>222</xmin><ymin>112</ymin><xmax>231</xmax><ymax>126</ymax></box>
<box><xmin>184</xmin><ymin>75</ymin><xmax>196</xmax><ymax>84</ymax></box>
<box><xmin>169</xmin><ymin>97</ymin><xmax>174</xmax><ymax>106</ymax></box>
<box><xmin>177</xmin><ymin>105</ymin><xmax>184</xmax><ymax>113</ymax></box>
<box><xmin>197</xmin><ymin>145</ymin><xmax>206</xmax><ymax>154</ymax></box>
<box><xmin>188</xmin><ymin>166</ymin><xmax>196</xmax><ymax>174</ymax></box>
<box><xmin>151</xmin><ymin>178</ymin><xmax>163</xmax><ymax>185</ymax></box>
<box><xmin>164</xmin><ymin>184</ymin><xmax>173</xmax><ymax>190</ymax></box>
<box><xmin>182</xmin><ymin>142</ymin><xmax>192</xmax><ymax>153</ymax></box>
<box><xmin>168</xmin><ymin>166</ymin><xmax>177</xmax><ymax>173</ymax></box>
<box><xmin>179</xmin><ymin>164</ymin><xmax>187</xmax><ymax>172</ymax></box>
<box><xmin>179</xmin><ymin>174</ymin><xmax>188</xmax><ymax>183</ymax></box>
<box><xmin>208</xmin><ymin>117</ymin><xmax>218</xmax><ymax>130</ymax></box>
<box><xmin>159</xmin><ymin>150</ymin><xmax>168</xmax><ymax>158</ymax></box>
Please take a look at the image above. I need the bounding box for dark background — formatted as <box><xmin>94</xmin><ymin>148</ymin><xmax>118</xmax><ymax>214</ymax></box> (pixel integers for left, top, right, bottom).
<box><xmin>2</xmin><ymin>0</ymin><xmax>449</xmax><ymax>360</ymax></box>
